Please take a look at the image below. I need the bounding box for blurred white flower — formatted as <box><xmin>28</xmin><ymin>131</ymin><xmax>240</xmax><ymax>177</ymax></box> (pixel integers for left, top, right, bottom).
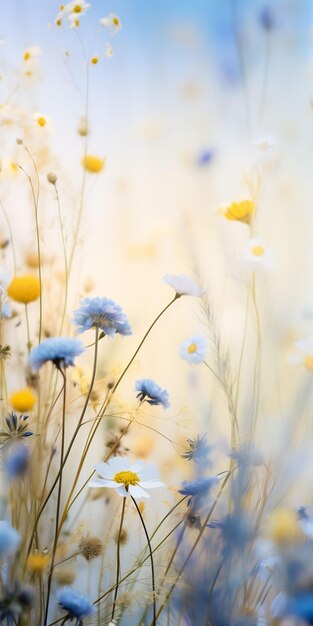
<box><xmin>33</xmin><ymin>112</ymin><xmax>51</xmax><ymax>131</ymax></box>
<box><xmin>163</xmin><ymin>274</ymin><xmax>204</xmax><ymax>297</ymax></box>
<box><xmin>243</xmin><ymin>238</ymin><xmax>273</xmax><ymax>271</ymax></box>
<box><xmin>99</xmin><ymin>13</ymin><xmax>122</xmax><ymax>35</ymax></box>
<box><xmin>252</xmin><ymin>134</ymin><xmax>280</xmax><ymax>171</ymax></box>
<box><xmin>23</xmin><ymin>46</ymin><xmax>41</xmax><ymax>62</ymax></box>
<box><xmin>289</xmin><ymin>337</ymin><xmax>313</xmax><ymax>371</ymax></box>
<box><xmin>180</xmin><ymin>335</ymin><xmax>209</xmax><ymax>364</ymax></box>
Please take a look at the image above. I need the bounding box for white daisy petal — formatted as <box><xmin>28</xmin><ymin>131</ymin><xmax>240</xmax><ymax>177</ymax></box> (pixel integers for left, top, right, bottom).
<box><xmin>295</xmin><ymin>337</ymin><xmax>313</xmax><ymax>354</ymax></box>
<box><xmin>94</xmin><ymin>462</ymin><xmax>112</xmax><ymax>478</ymax></box>
<box><xmin>139</xmin><ymin>480</ymin><xmax>164</xmax><ymax>489</ymax></box>
<box><xmin>163</xmin><ymin>274</ymin><xmax>204</xmax><ymax>297</ymax></box>
<box><xmin>116</xmin><ymin>485</ymin><xmax>128</xmax><ymax>497</ymax></box>
<box><xmin>88</xmin><ymin>477</ymin><xmax>114</xmax><ymax>488</ymax></box>
<box><xmin>129</xmin><ymin>484</ymin><xmax>150</xmax><ymax>499</ymax></box>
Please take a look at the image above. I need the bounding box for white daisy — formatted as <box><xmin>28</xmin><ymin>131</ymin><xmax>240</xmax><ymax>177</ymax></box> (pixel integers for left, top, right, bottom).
<box><xmin>99</xmin><ymin>13</ymin><xmax>122</xmax><ymax>35</ymax></box>
<box><xmin>23</xmin><ymin>46</ymin><xmax>41</xmax><ymax>62</ymax></box>
<box><xmin>180</xmin><ymin>335</ymin><xmax>208</xmax><ymax>364</ymax></box>
<box><xmin>33</xmin><ymin>112</ymin><xmax>51</xmax><ymax>130</ymax></box>
<box><xmin>289</xmin><ymin>337</ymin><xmax>313</xmax><ymax>372</ymax></box>
<box><xmin>243</xmin><ymin>238</ymin><xmax>273</xmax><ymax>270</ymax></box>
<box><xmin>89</xmin><ymin>457</ymin><xmax>164</xmax><ymax>499</ymax></box>
<box><xmin>163</xmin><ymin>274</ymin><xmax>204</xmax><ymax>297</ymax></box>
<box><xmin>62</xmin><ymin>1</ymin><xmax>90</xmax><ymax>15</ymax></box>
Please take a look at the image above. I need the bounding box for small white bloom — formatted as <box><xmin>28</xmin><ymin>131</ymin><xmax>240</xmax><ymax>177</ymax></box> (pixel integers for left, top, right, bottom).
<box><xmin>289</xmin><ymin>337</ymin><xmax>313</xmax><ymax>371</ymax></box>
<box><xmin>163</xmin><ymin>274</ymin><xmax>204</xmax><ymax>297</ymax></box>
<box><xmin>243</xmin><ymin>238</ymin><xmax>273</xmax><ymax>271</ymax></box>
<box><xmin>89</xmin><ymin>457</ymin><xmax>164</xmax><ymax>499</ymax></box>
<box><xmin>180</xmin><ymin>335</ymin><xmax>208</xmax><ymax>364</ymax></box>
<box><xmin>105</xmin><ymin>43</ymin><xmax>113</xmax><ymax>58</ymax></box>
<box><xmin>99</xmin><ymin>13</ymin><xmax>122</xmax><ymax>35</ymax></box>
<box><xmin>62</xmin><ymin>1</ymin><xmax>90</xmax><ymax>15</ymax></box>
<box><xmin>23</xmin><ymin>46</ymin><xmax>41</xmax><ymax>62</ymax></box>
<box><xmin>33</xmin><ymin>112</ymin><xmax>51</xmax><ymax>130</ymax></box>
<box><xmin>252</xmin><ymin>134</ymin><xmax>280</xmax><ymax>175</ymax></box>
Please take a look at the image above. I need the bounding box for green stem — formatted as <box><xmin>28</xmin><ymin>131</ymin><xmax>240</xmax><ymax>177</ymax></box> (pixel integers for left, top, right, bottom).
<box><xmin>131</xmin><ymin>496</ymin><xmax>156</xmax><ymax>626</ymax></box>
<box><xmin>44</xmin><ymin>368</ymin><xmax>67</xmax><ymax>626</ymax></box>
<box><xmin>112</xmin><ymin>496</ymin><xmax>127</xmax><ymax>622</ymax></box>
<box><xmin>24</xmin><ymin>304</ymin><xmax>31</xmax><ymax>353</ymax></box>
<box><xmin>27</xmin><ymin>326</ymin><xmax>100</xmax><ymax>555</ymax></box>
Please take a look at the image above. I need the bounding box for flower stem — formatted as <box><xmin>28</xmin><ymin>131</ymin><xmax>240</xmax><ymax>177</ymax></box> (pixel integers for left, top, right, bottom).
<box><xmin>111</xmin><ymin>496</ymin><xmax>127</xmax><ymax>622</ymax></box>
<box><xmin>44</xmin><ymin>367</ymin><xmax>67</xmax><ymax>626</ymax></box>
<box><xmin>131</xmin><ymin>496</ymin><xmax>156</xmax><ymax>626</ymax></box>
<box><xmin>27</xmin><ymin>327</ymin><xmax>100</xmax><ymax>555</ymax></box>
<box><xmin>24</xmin><ymin>303</ymin><xmax>31</xmax><ymax>353</ymax></box>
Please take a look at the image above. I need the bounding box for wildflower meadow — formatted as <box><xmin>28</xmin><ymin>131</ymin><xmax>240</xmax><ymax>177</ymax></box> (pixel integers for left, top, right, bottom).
<box><xmin>0</xmin><ymin>1</ymin><xmax>313</xmax><ymax>625</ymax></box>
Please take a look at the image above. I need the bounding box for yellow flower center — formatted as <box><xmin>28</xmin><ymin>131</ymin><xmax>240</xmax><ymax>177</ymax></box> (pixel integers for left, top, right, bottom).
<box><xmin>8</xmin><ymin>275</ymin><xmax>40</xmax><ymax>304</ymax></box>
<box><xmin>187</xmin><ymin>342</ymin><xmax>197</xmax><ymax>354</ymax></box>
<box><xmin>91</xmin><ymin>56</ymin><xmax>99</xmax><ymax>65</ymax></box>
<box><xmin>304</xmin><ymin>355</ymin><xmax>313</xmax><ymax>372</ymax></box>
<box><xmin>113</xmin><ymin>16</ymin><xmax>119</xmax><ymax>25</ymax></box>
<box><xmin>251</xmin><ymin>245</ymin><xmax>265</xmax><ymax>257</ymax></box>
<box><xmin>10</xmin><ymin>388</ymin><xmax>36</xmax><ymax>413</ymax></box>
<box><xmin>114</xmin><ymin>470</ymin><xmax>139</xmax><ymax>487</ymax></box>
<box><xmin>73</xmin><ymin>4</ymin><xmax>82</xmax><ymax>12</ymax></box>
<box><xmin>24</xmin><ymin>51</ymin><xmax>31</xmax><ymax>61</ymax></box>
<box><xmin>56</xmin><ymin>18</ymin><xmax>62</xmax><ymax>26</ymax></box>
<box><xmin>37</xmin><ymin>116</ymin><xmax>46</xmax><ymax>127</ymax></box>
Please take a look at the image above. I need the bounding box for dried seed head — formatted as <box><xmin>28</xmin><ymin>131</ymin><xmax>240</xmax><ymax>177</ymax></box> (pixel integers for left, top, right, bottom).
<box><xmin>54</xmin><ymin>567</ymin><xmax>76</xmax><ymax>585</ymax></box>
<box><xmin>79</xmin><ymin>535</ymin><xmax>103</xmax><ymax>561</ymax></box>
<box><xmin>47</xmin><ymin>172</ymin><xmax>57</xmax><ymax>185</ymax></box>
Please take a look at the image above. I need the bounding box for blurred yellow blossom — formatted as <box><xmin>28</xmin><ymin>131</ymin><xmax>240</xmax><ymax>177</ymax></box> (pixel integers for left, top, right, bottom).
<box><xmin>10</xmin><ymin>388</ymin><xmax>36</xmax><ymax>413</ymax></box>
<box><xmin>267</xmin><ymin>508</ymin><xmax>301</xmax><ymax>545</ymax></box>
<box><xmin>222</xmin><ymin>199</ymin><xmax>255</xmax><ymax>225</ymax></box>
<box><xmin>8</xmin><ymin>275</ymin><xmax>40</xmax><ymax>304</ymax></box>
<box><xmin>81</xmin><ymin>155</ymin><xmax>105</xmax><ymax>173</ymax></box>
<box><xmin>27</xmin><ymin>553</ymin><xmax>50</xmax><ymax>573</ymax></box>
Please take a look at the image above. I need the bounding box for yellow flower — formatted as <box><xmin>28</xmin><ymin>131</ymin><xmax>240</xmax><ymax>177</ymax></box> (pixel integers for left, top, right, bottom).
<box><xmin>10</xmin><ymin>388</ymin><xmax>36</xmax><ymax>413</ymax></box>
<box><xmin>267</xmin><ymin>508</ymin><xmax>301</xmax><ymax>545</ymax></box>
<box><xmin>8</xmin><ymin>275</ymin><xmax>40</xmax><ymax>304</ymax></box>
<box><xmin>81</xmin><ymin>155</ymin><xmax>105</xmax><ymax>174</ymax></box>
<box><xmin>222</xmin><ymin>199</ymin><xmax>255</xmax><ymax>225</ymax></box>
<box><xmin>90</xmin><ymin>56</ymin><xmax>99</xmax><ymax>65</ymax></box>
<box><xmin>27</xmin><ymin>553</ymin><xmax>50</xmax><ymax>573</ymax></box>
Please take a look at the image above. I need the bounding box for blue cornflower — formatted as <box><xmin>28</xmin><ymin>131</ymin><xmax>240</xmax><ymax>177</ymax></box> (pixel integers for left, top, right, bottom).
<box><xmin>4</xmin><ymin>444</ymin><xmax>29</xmax><ymax>479</ymax></box>
<box><xmin>73</xmin><ymin>297</ymin><xmax>132</xmax><ymax>337</ymax></box>
<box><xmin>29</xmin><ymin>337</ymin><xmax>84</xmax><ymax>370</ymax></box>
<box><xmin>0</xmin><ymin>521</ymin><xmax>20</xmax><ymax>557</ymax></box>
<box><xmin>179</xmin><ymin>476</ymin><xmax>219</xmax><ymax>497</ymax></box>
<box><xmin>135</xmin><ymin>378</ymin><xmax>170</xmax><ymax>408</ymax></box>
<box><xmin>259</xmin><ymin>5</ymin><xmax>275</xmax><ymax>31</ymax></box>
<box><xmin>56</xmin><ymin>587</ymin><xmax>95</xmax><ymax>623</ymax></box>
<box><xmin>197</xmin><ymin>148</ymin><xmax>214</xmax><ymax>167</ymax></box>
